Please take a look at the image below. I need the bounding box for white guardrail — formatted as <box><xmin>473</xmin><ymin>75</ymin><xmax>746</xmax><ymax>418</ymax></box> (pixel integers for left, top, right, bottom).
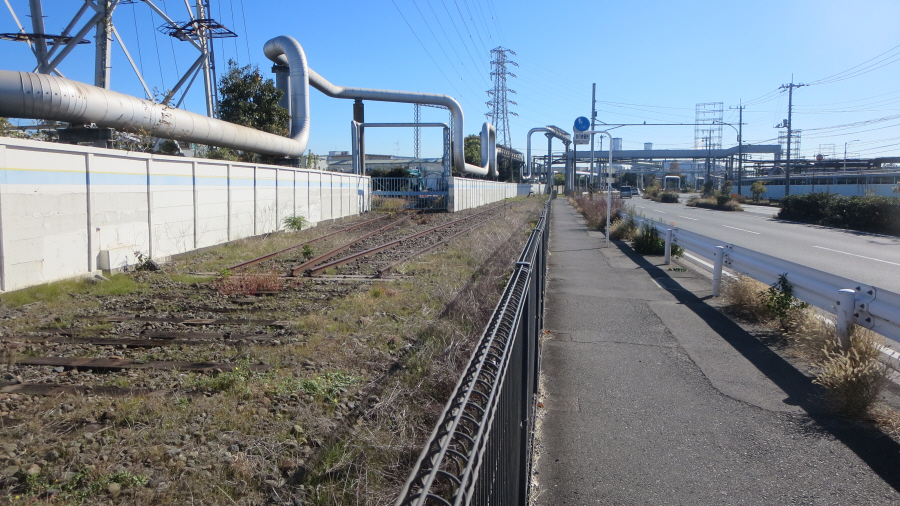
<box><xmin>625</xmin><ymin>213</ymin><xmax>900</xmax><ymax>349</ymax></box>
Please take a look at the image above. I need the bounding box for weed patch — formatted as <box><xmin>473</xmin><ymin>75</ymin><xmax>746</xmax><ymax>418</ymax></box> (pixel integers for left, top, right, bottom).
<box><xmin>570</xmin><ymin>195</ymin><xmax>625</xmax><ymax>231</ymax></box>
<box><xmin>214</xmin><ymin>272</ymin><xmax>283</xmax><ymax>296</ymax></box>
<box><xmin>687</xmin><ymin>195</ymin><xmax>744</xmax><ymax>211</ymax></box>
<box><xmin>632</xmin><ymin>222</ymin><xmax>684</xmax><ymax>257</ymax></box>
<box><xmin>814</xmin><ymin>327</ymin><xmax>889</xmax><ymax>416</ymax></box>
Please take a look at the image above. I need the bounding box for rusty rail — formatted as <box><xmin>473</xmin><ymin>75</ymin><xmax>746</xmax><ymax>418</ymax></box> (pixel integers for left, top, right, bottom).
<box><xmin>288</xmin><ymin>214</ymin><xmax>414</xmax><ymax>276</ymax></box>
<box><xmin>229</xmin><ymin>215</ymin><xmax>388</xmax><ymax>271</ymax></box>
<box><xmin>306</xmin><ymin>203</ymin><xmax>510</xmax><ymax>277</ymax></box>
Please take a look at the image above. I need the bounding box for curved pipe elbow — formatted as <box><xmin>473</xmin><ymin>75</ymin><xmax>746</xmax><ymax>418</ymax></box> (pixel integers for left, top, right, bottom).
<box><xmin>263</xmin><ymin>36</ymin><xmax>310</xmax><ymax>154</ymax></box>
<box><xmin>526</xmin><ymin>128</ymin><xmax>551</xmax><ymax>180</ymax></box>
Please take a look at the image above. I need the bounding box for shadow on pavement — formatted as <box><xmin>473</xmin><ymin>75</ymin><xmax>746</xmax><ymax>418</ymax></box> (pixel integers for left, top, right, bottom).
<box><xmin>612</xmin><ymin>240</ymin><xmax>900</xmax><ymax>494</ymax></box>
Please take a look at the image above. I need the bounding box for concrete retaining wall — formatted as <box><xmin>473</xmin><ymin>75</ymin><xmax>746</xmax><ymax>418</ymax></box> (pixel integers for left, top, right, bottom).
<box><xmin>0</xmin><ymin>137</ymin><xmax>370</xmax><ymax>292</ymax></box>
<box><xmin>449</xmin><ymin>177</ymin><xmax>542</xmax><ymax>212</ymax></box>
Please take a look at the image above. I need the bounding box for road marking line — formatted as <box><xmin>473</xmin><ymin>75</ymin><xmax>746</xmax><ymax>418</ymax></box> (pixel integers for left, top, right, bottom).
<box><xmin>722</xmin><ymin>225</ymin><xmax>760</xmax><ymax>235</ymax></box>
<box><xmin>813</xmin><ymin>246</ymin><xmax>900</xmax><ymax>267</ymax></box>
<box><xmin>678</xmin><ymin>215</ymin><xmax>698</xmax><ymax>221</ymax></box>
<box><xmin>656</xmin><ymin>211</ymin><xmax>666</xmax><ymax>214</ymax></box>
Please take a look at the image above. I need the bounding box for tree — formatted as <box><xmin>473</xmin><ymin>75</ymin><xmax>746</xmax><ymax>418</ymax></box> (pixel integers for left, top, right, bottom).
<box><xmin>751</xmin><ymin>181</ymin><xmax>767</xmax><ymax>202</ymax></box>
<box><xmin>893</xmin><ymin>181</ymin><xmax>900</xmax><ymax>195</ymax></box>
<box><xmin>305</xmin><ymin>150</ymin><xmax>317</xmax><ymax>169</ymax></box>
<box><xmin>554</xmin><ymin>173</ymin><xmax>565</xmax><ymax>186</ymax></box>
<box><xmin>721</xmin><ymin>180</ymin><xmax>733</xmax><ymax>196</ymax></box>
<box><xmin>464</xmin><ymin>134</ymin><xmax>481</xmax><ymax>166</ymax></box>
<box><xmin>620</xmin><ymin>173</ymin><xmax>638</xmax><ymax>186</ymax></box>
<box><xmin>0</xmin><ymin>117</ymin><xmax>14</xmax><ymax>137</ymax></box>
<box><xmin>669</xmin><ymin>160</ymin><xmax>680</xmax><ymax>173</ymax></box>
<box><xmin>157</xmin><ymin>139</ymin><xmax>181</xmax><ymax>155</ymax></box>
<box><xmin>216</xmin><ymin>60</ymin><xmax>289</xmax><ymax>163</ymax></box>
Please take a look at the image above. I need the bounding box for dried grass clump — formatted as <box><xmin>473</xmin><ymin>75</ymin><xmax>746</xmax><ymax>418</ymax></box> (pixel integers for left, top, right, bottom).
<box><xmin>722</xmin><ymin>275</ymin><xmax>770</xmax><ymax>320</ymax></box>
<box><xmin>214</xmin><ymin>272</ymin><xmax>284</xmax><ymax>296</ymax></box>
<box><xmin>570</xmin><ymin>195</ymin><xmax>625</xmax><ymax>231</ymax></box>
<box><xmin>813</xmin><ymin>327</ymin><xmax>889</xmax><ymax>416</ymax></box>
<box><xmin>608</xmin><ymin>217</ymin><xmax>638</xmax><ymax>241</ymax></box>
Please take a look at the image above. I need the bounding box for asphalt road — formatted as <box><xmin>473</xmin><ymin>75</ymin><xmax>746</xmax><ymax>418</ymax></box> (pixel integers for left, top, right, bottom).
<box><xmin>629</xmin><ymin>194</ymin><xmax>900</xmax><ymax>293</ymax></box>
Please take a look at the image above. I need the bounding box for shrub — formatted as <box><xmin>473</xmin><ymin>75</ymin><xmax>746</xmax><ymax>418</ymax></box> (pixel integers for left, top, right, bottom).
<box><xmin>778</xmin><ymin>193</ymin><xmax>900</xmax><ymax>236</ymax></box>
<box><xmin>283</xmin><ymin>215</ymin><xmax>307</xmax><ymax>231</ymax></box>
<box><xmin>814</xmin><ymin>327</ymin><xmax>889</xmax><ymax>416</ymax></box>
<box><xmin>632</xmin><ymin>222</ymin><xmax>684</xmax><ymax>257</ymax></box>
<box><xmin>761</xmin><ymin>274</ymin><xmax>809</xmax><ymax>332</ymax></box>
<box><xmin>657</xmin><ymin>191</ymin><xmax>679</xmax><ymax>203</ymax></box>
<box><xmin>686</xmin><ymin>196</ymin><xmax>743</xmax><ymax>211</ymax></box>
<box><xmin>571</xmin><ymin>195</ymin><xmax>625</xmax><ymax>231</ymax></box>
<box><xmin>609</xmin><ymin>217</ymin><xmax>638</xmax><ymax>241</ymax></box>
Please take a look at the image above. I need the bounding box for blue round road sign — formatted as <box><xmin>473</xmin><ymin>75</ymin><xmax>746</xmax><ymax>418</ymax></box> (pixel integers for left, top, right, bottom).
<box><xmin>574</xmin><ymin>116</ymin><xmax>590</xmax><ymax>132</ymax></box>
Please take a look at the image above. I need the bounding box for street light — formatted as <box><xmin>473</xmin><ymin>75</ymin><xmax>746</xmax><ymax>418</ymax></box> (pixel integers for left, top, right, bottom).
<box><xmin>713</xmin><ymin>120</ymin><xmax>742</xmax><ymax>194</ymax></box>
<box><xmin>584</xmin><ymin>130</ymin><xmax>614</xmax><ymax>247</ymax></box>
<box><xmin>843</xmin><ymin>140</ymin><xmax>860</xmax><ymax>171</ymax></box>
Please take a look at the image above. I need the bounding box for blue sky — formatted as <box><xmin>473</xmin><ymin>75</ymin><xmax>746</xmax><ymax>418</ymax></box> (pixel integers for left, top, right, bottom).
<box><xmin>4</xmin><ymin>0</ymin><xmax>900</xmax><ymax>162</ymax></box>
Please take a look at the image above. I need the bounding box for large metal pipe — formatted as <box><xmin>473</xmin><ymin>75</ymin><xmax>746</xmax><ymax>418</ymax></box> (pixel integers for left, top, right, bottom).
<box><xmin>268</xmin><ymin>43</ymin><xmax>495</xmax><ymax>177</ymax></box>
<box><xmin>0</xmin><ymin>69</ymin><xmax>308</xmax><ymax>157</ymax></box>
<box><xmin>525</xmin><ymin>128</ymin><xmax>550</xmax><ymax>179</ymax></box>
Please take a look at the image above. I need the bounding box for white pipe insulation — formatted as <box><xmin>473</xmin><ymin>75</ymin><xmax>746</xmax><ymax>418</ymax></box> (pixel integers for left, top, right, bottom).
<box><xmin>266</xmin><ymin>36</ymin><xmax>496</xmax><ymax>177</ymax></box>
<box><xmin>0</xmin><ymin>70</ymin><xmax>309</xmax><ymax>157</ymax></box>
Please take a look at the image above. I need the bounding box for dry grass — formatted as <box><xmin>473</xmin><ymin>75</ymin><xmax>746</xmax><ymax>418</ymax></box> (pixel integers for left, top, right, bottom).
<box><xmin>608</xmin><ymin>217</ymin><xmax>638</xmax><ymax>241</ymax></box>
<box><xmin>722</xmin><ymin>274</ymin><xmax>893</xmax><ymax>420</ymax></box>
<box><xmin>814</xmin><ymin>326</ymin><xmax>890</xmax><ymax>416</ymax></box>
<box><xmin>214</xmin><ymin>272</ymin><xmax>284</xmax><ymax>296</ymax></box>
<box><xmin>0</xmin><ymin>198</ymin><xmax>547</xmax><ymax>505</ymax></box>
<box><xmin>686</xmin><ymin>195</ymin><xmax>744</xmax><ymax>211</ymax></box>
<box><xmin>569</xmin><ymin>195</ymin><xmax>625</xmax><ymax>231</ymax></box>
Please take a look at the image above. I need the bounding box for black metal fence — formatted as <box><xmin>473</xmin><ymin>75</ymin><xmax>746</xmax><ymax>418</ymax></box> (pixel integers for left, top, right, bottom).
<box><xmin>396</xmin><ymin>197</ymin><xmax>551</xmax><ymax>505</ymax></box>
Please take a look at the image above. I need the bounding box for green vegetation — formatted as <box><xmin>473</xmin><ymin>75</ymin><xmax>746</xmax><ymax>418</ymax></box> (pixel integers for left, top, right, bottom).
<box><xmin>751</xmin><ymin>181</ymin><xmax>768</xmax><ymax>202</ymax></box>
<box><xmin>778</xmin><ymin>193</ymin><xmax>900</xmax><ymax>236</ymax></box>
<box><xmin>632</xmin><ymin>222</ymin><xmax>684</xmax><ymax>257</ymax></box>
<box><xmin>283</xmin><ymin>215</ymin><xmax>308</xmax><ymax>231</ymax></box>
<box><xmin>761</xmin><ymin>274</ymin><xmax>809</xmax><ymax>331</ymax></box>
<box><xmin>205</xmin><ymin>60</ymin><xmax>289</xmax><ymax>163</ymax></box>
<box><xmin>0</xmin><ymin>274</ymin><xmax>141</xmax><ymax>308</ymax></box>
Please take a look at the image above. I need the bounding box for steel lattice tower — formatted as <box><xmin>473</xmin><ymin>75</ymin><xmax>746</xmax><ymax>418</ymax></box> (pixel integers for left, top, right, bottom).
<box><xmin>486</xmin><ymin>47</ymin><xmax>518</xmax><ymax>147</ymax></box>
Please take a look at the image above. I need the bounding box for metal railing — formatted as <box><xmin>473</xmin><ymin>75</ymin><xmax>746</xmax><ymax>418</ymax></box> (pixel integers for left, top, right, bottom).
<box><xmin>396</xmin><ymin>197</ymin><xmax>551</xmax><ymax>505</ymax></box>
<box><xmin>372</xmin><ymin>177</ymin><xmax>449</xmax><ymax>211</ymax></box>
<box><xmin>625</xmin><ymin>212</ymin><xmax>900</xmax><ymax>347</ymax></box>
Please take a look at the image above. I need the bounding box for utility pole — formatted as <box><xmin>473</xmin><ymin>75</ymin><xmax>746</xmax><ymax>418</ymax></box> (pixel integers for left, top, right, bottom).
<box><xmin>730</xmin><ymin>102</ymin><xmax>745</xmax><ymax>195</ymax></box>
<box><xmin>590</xmin><ymin>83</ymin><xmax>596</xmax><ymax>190</ymax></box>
<box><xmin>779</xmin><ymin>79</ymin><xmax>806</xmax><ymax>196</ymax></box>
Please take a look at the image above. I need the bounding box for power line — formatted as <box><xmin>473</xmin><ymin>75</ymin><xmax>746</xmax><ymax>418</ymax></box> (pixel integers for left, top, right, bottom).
<box><xmin>238</xmin><ymin>0</ymin><xmax>251</xmax><ymax>63</ymax></box>
<box><xmin>807</xmin><ymin>43</ymin><xmax>900</xmax><ymax>86</ymax></box>
<box><xmin>406</xmin><ymin>0</ymin><xmax>485</xmax><ymax>103</ymax></box>
<box><xmin>438</xmin><ymin>0</ymin><xmax>490</xmax><ymax>86</ymax></box>
<box><xmin>390</xmin><ymin>0</ymin><xmax>470</xmax><ymax>104</ymax></box>
<box><xmin>460</xmin><ymin>0</ymin><xmax>489</xmax><ymax>57</ymax></box>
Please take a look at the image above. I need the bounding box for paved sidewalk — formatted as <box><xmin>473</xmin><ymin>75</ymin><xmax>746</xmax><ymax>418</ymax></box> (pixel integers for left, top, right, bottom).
<box><xmin>535</xmin><ymin>199</ymin><xmax>900</xmax><ymax>505</ymax></box>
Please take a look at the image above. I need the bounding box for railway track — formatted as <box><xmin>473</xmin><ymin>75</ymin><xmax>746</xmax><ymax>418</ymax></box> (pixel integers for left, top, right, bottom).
<box><xmin>0</xmin><ymin>203</ymin><xmax>514</xmax><ymax>398</ymax></box>
<box><xmin>292</xmin><ymin>202</ymin><xmax>511</xmax><ymax>277</ymax></box>
<box><xmin>0</xmin><ymin>196</ymin><xmax>547</xmax><ymax>505</ymax></box>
